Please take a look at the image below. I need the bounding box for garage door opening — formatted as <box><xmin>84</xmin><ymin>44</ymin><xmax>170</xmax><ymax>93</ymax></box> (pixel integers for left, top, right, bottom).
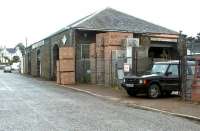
<box><xmin>148</xmin><ymin>47</ymin><xmax>178</xmax><ymax>62</ymax></box>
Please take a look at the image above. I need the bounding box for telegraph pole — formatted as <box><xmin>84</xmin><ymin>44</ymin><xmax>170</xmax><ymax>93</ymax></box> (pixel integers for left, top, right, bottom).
<box><xmin>25</xmin><ymin>37</ymin><xmax>28</xmax><ymax>48</ymax></box>
<box><xmin>178</xmin><ymin>31</ymin><xmax>187</xmax><ymax>101</ymax></box>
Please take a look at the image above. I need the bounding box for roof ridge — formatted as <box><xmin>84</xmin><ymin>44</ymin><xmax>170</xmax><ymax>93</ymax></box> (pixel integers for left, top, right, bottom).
<box><xmin>68</xmin><ymin>8</ymin><xmax>107</xmax><ymax>28</ymax></box>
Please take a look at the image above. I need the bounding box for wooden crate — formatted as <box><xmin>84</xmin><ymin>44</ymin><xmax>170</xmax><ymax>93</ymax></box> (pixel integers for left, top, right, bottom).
<box><xmin>89</xmin><ymin>43</ymin><xmax>96</xmax><ymax>58</ymax></box>
<box><xmin>59</xmin><ymin>47</ymin><xmax>75</xmax><ymax>60</ymax></box>
<box><xmin>96</xmin><ymin>33</ymin><xmax>105</xmax><ymax>47</ymax></box>
<box><xmin>59</xmin><ymin>59</ymin><xmax>75</xmax><ymax>72</ymax></box>
<box><xmin>104</xmin><ymin>32</ymin><xmax>133</xmax><ymax>46</ymax></box>
<box><xmin>56</xmin><ymin>60</ymin><xmax>60</xmax><ymax>72</ymax></box>
<box><xmin>60</xmin><ymin>72</ymin><xmax>75</xmax><ymax>85</ymax></box>
<box><xmin>56</xmin><ymin>71</ymin><xmax>60</xmax><ymax>84</ymax></box>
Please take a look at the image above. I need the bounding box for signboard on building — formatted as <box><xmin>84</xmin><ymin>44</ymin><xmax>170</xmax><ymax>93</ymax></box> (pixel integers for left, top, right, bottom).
<box><xmin>124</xmin><ymin>63</ymin><xmax>130</xmax><ymax>72</ymax></box>
<box><xmin>62</xmin><ymin>35</ymin><xmax>67</xmax><ymax>45</ymax></box>
<box><xmin>126</xmin><ymin>38</ymin><xmax>139</xmax><ymax>47</ymax></box>
<box><xmin>32</xmin><ymin>40</ymin><xmax>44</xmax><ymax>49</ymax></box>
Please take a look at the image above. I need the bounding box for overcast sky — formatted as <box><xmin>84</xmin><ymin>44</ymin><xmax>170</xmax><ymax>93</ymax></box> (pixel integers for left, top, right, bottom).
<box><xmin>0</xmin><ymin>0</ymin><xmax>199</xmax><ymax>48</ymax></box>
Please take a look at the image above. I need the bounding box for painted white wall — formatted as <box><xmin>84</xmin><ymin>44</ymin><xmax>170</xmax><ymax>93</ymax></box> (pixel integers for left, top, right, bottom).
<box><xmin>0</xmin><ymin>47</ymin><xmax>23</xmax><ymax>63</ymax></box>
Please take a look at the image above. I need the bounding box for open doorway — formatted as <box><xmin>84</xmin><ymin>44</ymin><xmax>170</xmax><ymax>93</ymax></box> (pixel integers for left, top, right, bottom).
<box><xmin>148</xmin><ymin>47</ymin><xmax>178</xmax><ymax>62</ymax></box>
<box><xmin>53</xmin><ymin>44</ymin><xmax>59</xmax><ymax>80</ymax></box>
<box><xmin>28</xmin><ymin>53</ymin><xmax>31</xmax><ymax>74</ymax></box>
<box><xmin>37</xmin><ymin>50</ymin><xmax>41</xmax><ymax>77</ymax></box>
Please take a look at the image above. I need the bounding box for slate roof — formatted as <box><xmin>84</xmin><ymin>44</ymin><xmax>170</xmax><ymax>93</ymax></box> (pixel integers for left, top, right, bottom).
<box><xmin>6</xmin><ymin>48</ymin><xmax>16</xmax><ymax>54</ymax></box>
<box><xmin>67</xmin><ymin>8</ymin><xmax>178</xmax><ymax>34</ymax></box>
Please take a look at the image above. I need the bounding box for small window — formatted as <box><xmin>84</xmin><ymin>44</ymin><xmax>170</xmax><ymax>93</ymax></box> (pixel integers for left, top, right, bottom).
<box><xmin>168</xmin><ymin>64</ymin><xmax>178</xmax><ymax>76</ymax></box>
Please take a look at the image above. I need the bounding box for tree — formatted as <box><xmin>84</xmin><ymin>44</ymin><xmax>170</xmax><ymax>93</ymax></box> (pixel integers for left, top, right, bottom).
<box><xmin>186</xmin><ymin>33</ymin><xmax>200</xmax><ymax>43</ymax></box>
<box><xmin>196</xmin><ymin>32</ymin><xmax>200</xmax><ymax>42</ymax></box>
<box><xmin>15</xmin><ymin>43</ymin><xmax>25</xmax><ymax>55</ymax></box>
<box><xmin>187</xmin><ymin>36</ymin><xmax>195</xmax><ymax>43</ymax></box>
<box><xmin>12</xmin><ymin>56</ymin><xmax>20</xmax><ymax>63</ymax></box>
<box><xmin>3</xmin><ymin>56</ymin><xmax>11</xmax><ymax>64</ymax></box>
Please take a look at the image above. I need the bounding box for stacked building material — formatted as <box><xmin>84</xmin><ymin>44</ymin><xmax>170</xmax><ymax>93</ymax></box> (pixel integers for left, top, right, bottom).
<box><xmin>96</xmin><ymin>33</ymin><xmax>105</xmax><ymax>85</ymax></box>
<box><xmin>57</xmin><ymin>47</ymin><xmax>75</xmax><ymax>85</ymax></box>
<box><xmin>56</xmin><ymin>60</ymin><xmax>60</xmax><ymax>84</ymax></box>
<box><xmin>89</xmin><ymin>32</ymin><xmax>133</xmax><ymax>86</ymax></box>
<box><xmin>104</xmin><ymin>32</ymin><xmax>133</xmax><ymax>86</ymax></box>
<box><xmin>89</xmin><ymin>43</ymin><xmax>97</xmax><ymax>84</ymax></box>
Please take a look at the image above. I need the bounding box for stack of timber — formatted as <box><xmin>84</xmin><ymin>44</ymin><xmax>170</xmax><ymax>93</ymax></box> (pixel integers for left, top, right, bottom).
<box><xmin>104</xmin><ymin>32</ymin><xmax>133</xmax><ymax>86</ymax></box>
<box><xmin>89</xmin><ymin>43</ymin><xmax>97</xmax><ymax>84</ymax></box>
<box><xmin>96</xmin><ymin>33</ymin><xmax>105</xmax><ymax>85</ymax></box>
<box><xmin>57</xmin><ymin>47</ymin><xmax>75</xmax><ymax>85</ymax></box>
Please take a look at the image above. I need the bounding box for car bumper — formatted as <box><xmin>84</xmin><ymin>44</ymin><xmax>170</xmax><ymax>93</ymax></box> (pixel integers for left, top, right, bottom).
<box><xmin>121</xmin><ymin>83</ymin><xmax>148</xmax><ymax>92</ymax></box>
<box><xmin>4</xmin><ymin>70</ymin><xmax>11</xmax><ymax>72</ymax></box>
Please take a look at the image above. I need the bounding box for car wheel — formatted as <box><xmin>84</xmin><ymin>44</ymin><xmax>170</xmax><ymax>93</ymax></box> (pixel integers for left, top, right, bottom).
<box><xmin>148</xmin><ymin>84</ymin><xmax>161</xmax><ymax>98</ymax></box>
<box><xmin>126</xmin><ymin>89</ymin><xmax>137</xmax><ymax>97</ymax></box>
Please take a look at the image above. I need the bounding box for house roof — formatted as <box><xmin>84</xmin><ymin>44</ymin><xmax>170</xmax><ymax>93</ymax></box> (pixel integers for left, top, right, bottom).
<box><xmin>67</xmin><ymin>8</ymin><xmax>178</xmax><ymax>34</ymax></box>
<box><xmin>6</xmin><ymin>48</ymin><xmax>16</xmax><ymax>54</ymax></box>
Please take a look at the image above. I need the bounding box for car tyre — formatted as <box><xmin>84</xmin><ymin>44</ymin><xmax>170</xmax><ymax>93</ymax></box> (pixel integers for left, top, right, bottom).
<box><xmin>126</xmin><ymin>89</ymin><xmax>137</xmax><ymax>97</ymax></box>
<box><xmin>148</xmin><ymin>84</ymin><xmax>161</xmax><ymax>98</ymax></box>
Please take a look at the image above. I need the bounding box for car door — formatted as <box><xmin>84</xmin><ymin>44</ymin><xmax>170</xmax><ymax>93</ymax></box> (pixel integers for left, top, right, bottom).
<box><xmin>164</xmin><ymin>64</ymin><xmax>180</xmax><ymax>91</ymax></box>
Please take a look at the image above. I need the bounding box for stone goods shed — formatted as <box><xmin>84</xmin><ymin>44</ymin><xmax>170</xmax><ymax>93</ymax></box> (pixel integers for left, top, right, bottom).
<box><xmin>24</xmin><ymin>8</ymin><xmax>179</xmax><ymax>86</ymax></box>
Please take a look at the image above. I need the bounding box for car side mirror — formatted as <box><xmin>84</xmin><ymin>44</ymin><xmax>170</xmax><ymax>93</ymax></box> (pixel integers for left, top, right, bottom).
<box><xmin>166</xmin><ymin>72</ymin><xmax>172</xmax><ymax>76</ymax></box>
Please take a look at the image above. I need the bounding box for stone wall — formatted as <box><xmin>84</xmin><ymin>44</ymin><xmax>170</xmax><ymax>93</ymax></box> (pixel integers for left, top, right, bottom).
<box><xmin>50</xmin><ymin>30</ymin><xmax>72</xmax><ymax>80</ymax></box>
<box><xmin>30</xmin><ymin>49</ymin><xmax>37</xmax><ymax>76</ymax></box>
<box><xmin>40</xmin><ymin>43</ymin><xmax>51</xmax><ymax>80</ymax></box>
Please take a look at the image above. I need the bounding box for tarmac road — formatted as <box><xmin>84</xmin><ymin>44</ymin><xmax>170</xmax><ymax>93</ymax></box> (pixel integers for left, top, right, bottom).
<box><xmin>0</xmin><ymin>70</ymin><xmax>200</xmax><ymax>131</ymax></box>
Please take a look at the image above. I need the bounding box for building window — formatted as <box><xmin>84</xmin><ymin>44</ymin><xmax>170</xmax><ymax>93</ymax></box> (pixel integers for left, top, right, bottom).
<box><xmin>81</xmin><ymin>44</ymin><xmax>90</xmax><ymax>59</ymax></box>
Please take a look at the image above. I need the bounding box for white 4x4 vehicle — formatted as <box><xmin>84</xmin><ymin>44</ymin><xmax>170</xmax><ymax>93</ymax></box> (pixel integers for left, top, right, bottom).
<box><xmin>4</xmin><ymin>65</ymin><xmax>12</xmax><ymax>73</ymax></box>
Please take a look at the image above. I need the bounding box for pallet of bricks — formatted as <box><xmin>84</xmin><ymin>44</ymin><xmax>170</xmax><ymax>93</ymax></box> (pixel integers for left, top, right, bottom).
<box><xmin>57</xmin><ymin>47</ymin><xmax>75</xmax><ymax>85</ymax></box>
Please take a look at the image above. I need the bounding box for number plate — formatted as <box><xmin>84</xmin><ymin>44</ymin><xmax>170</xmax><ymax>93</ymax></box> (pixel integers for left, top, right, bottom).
<box><xmin>126</xmin><ymin>84</ymin><xmax>134</xmax><ymax>87</ymax></box>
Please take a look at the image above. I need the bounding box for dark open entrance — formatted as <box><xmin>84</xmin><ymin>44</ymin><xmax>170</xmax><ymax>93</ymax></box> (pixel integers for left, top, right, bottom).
<box><xmin>148</xmin><ymin>47</ymin><xmax>178</xmax><ymax>60</ymax></box>
<box><xmin>28</xmin><ymin>53</ymin><xmax>31</xmax><ymax>74</ymax></box>
<box><xmin>37</xmin><ymin>50</ymin><xmax>41</xmax><ymax>77</ymax></box>
<box><xmin>53</xmin><ymin>45</ymin><xmax>59</xmax><ymax>80</ymax></box>
<box><xmin>149</xmin><ymin>41</ymin><xmax>178</xmax><ymax>62</ymax></box>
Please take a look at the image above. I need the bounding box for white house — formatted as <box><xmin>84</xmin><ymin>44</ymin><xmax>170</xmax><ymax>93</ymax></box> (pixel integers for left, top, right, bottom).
<box><xmin>0</xmin><ymin>47</ymin><xmax>22</xmax><ymax>63</ymax></box>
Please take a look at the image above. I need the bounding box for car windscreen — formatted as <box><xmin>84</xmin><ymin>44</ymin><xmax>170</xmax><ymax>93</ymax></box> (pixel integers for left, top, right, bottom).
<box><xmin>151</xmin><ymin>64</ymin><xmax>168</xmax><ymax>75</ymax></box>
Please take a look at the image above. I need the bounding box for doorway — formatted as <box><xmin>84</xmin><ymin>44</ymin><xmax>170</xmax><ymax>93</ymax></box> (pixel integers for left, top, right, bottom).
<box><xmin>37</xmin><ymin>50</ymin><xmax>41</xmax><ymax>77</ymax></box>
<box><xmin>53</xmin><ymin>44</ymin><xmax>59</xmax><ymax>80</ymax></box>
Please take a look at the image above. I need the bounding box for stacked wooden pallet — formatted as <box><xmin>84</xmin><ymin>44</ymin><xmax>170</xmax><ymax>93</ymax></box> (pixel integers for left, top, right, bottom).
<box><xmin>57</xmin><ymin>47</ymin><xmax>75</xmax><ymax>85</ymax></box>
<box><xmin>89</xmin><ymin>43</ymin><xmax>97</xmax><ymax>84</ymax></box>
<box><xmin>96</xmin><ymin>33</ymin><xmax>105</xmax><ymax>85</ymax></box>
<box><xmin>90</xmin><ymin>32</ymin><xmax>133</xmax><ymax>86</ymax></box>
<box><xmin>104</xmin><ymin>32</ymin><xmax>133</xmax><ymax>86</ymax></box>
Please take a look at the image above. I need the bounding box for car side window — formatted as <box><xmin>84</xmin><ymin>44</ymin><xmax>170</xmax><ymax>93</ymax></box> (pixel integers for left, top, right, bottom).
<box><xmin>167</xmin><ymin>64</ymin><xmax>178</xmax><ymax>76</ymax></box>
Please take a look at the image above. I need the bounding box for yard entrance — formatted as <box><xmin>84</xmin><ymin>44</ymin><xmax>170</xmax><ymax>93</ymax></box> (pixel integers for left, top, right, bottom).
<box><xmin>53</xmin><ymin>44</ymin><xmax>59</xmax><ymax>80</ymax></box>
<box><xmin>149</xmin><ymin>41</ymin><xmax>178</xmax><ymax>62</ymax></box>
<box><xmin>76</xmin><ymin>44</ymin><xmax>91</xmax><ymax>83</ymax></box>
